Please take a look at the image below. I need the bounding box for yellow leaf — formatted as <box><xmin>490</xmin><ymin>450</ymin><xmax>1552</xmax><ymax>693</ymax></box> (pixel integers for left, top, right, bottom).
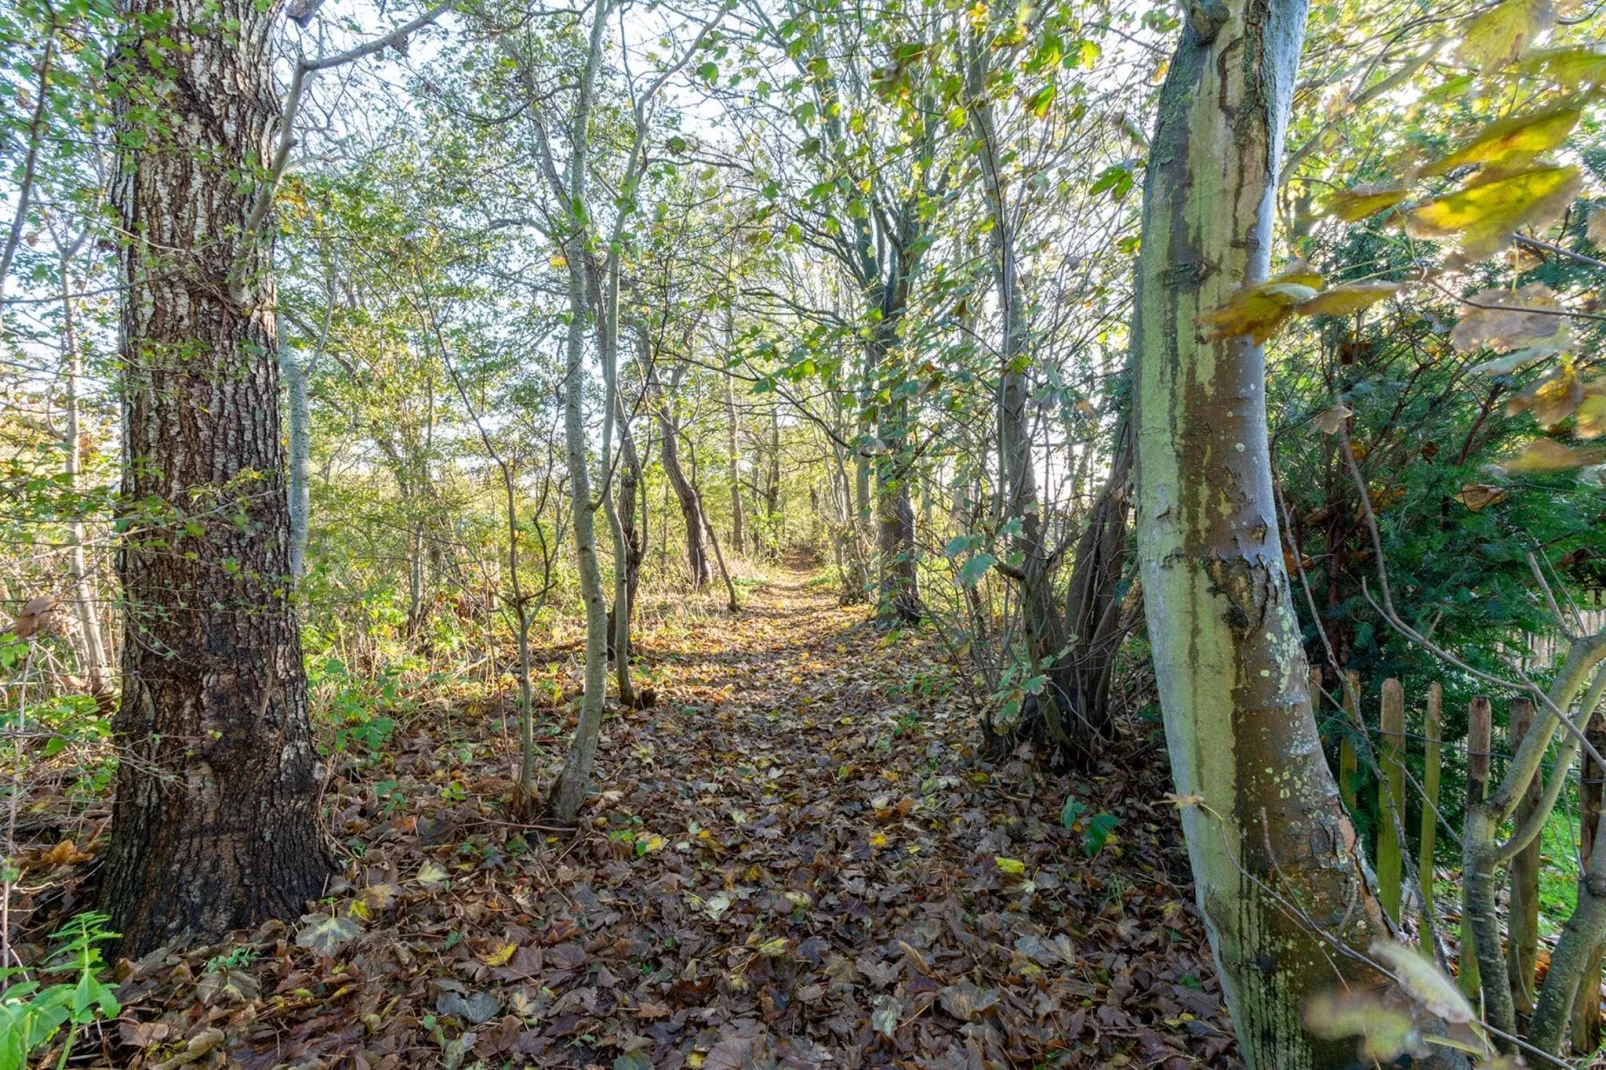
<box><xmin>1456</xmin><ymin>0</ymin><xmax>1556</xmax><ymax>73</ymax></box>
<box><xmin>1506</xmin><ymin>362</ymin><xmax>1582</xmax><ymax>425</ymax></box>
<box><xmin>1406</xmin><ymin>164</ymin><xmax>1580</xmax><ymax>260</ymax></box>
<box><xmin>1322</xmin><ymin>184</ymin><xmax>1409</xmax><ymax>222</ymax></box>
<box><xmin>1576</xmin><ymin>389</ymin><xmax>1606</xmax><ymax>439</ymax></box>
<box><xmin>1495</xmin><ymin>437</ymin><xmax>1595</xmax><ymax>473</ymax></box>
<box><xmin>1370</xmin><ymin>940</ymin><xmax>1476</xmax><ymax>1023</ymax></box>
<box><xmin>1455</xmin><ymin>483</ymin><xmax>1509</xmax><ymax>510</ymax></box>
<box><xmin>1197</xmin><ymin>263</ymin><xmax>1324</xmax><ymax>343</ymax></box>
<box><xmin>757</xmin><ymin>937</ymin><xmax>789</xmax><ymax>957</ymax></box>
<box><xmin>1311</xmin><ymin>403</ymin><xmax>1352</xmax><ymax>434</ymax></box>
<box><xmin>1517</xmin><ymin>45</ymin><xmax>1606</xmax><ymax>88</ymax></box>
<box><xmin>1453</xmin><ymin>283</ymin><xmax>1569</xmax><ymax>355</ymax></box>
<box><xmin>1422</xmin><ymin>102</ymin><xmax>1580</xmax><ymax>176</ymax></box>
<box><xmin>994</xmin><ymin>856</ymin><xmax>1026</xmax><ymax>875</ymax></box>
<box><xmin>480</xmin><ymin>943</ymin><xmax>517</xmax><ymax>967</ymax></box>
<box><xmin>869</xmin><ymin>831</ymin><xmax>888</xmax><ymax>848</ymax></box>
<box><xmin>1297</xmin><ymin>282</ymin><xmax>1402</xmax><ymax>318</ymax></box>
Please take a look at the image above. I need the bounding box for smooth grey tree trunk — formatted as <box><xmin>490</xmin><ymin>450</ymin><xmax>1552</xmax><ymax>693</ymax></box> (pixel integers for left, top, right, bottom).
<box><xmin>1131</xmin><ymin>0</ymin><xmax>1387</xmax><ymax>1064</ymax></box>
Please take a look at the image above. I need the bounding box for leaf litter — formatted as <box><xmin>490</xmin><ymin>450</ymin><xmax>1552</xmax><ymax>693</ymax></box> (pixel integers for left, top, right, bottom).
<box><xmin>16</xmin><ymin>568</ymin><xmax>1235</xmax><ymax>1068</ymax></box>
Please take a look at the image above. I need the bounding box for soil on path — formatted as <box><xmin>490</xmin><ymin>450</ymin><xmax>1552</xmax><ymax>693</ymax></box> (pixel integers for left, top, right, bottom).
<box><xmin>90</xmin><ymin>566</ymin><xmax>1238</xmax><ymax>1068</ymax></box>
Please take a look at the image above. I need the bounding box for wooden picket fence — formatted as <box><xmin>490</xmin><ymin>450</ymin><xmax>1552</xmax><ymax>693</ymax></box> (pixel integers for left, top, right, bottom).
<box><xmin>1320</xmin><ymin>669</ymin><xmax>1586</xmax><ymax>1017</ymax></box>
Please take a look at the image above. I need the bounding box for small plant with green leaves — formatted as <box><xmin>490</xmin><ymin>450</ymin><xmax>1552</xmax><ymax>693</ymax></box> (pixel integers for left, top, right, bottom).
<box><xmin>0</xmin><ymin>912</ymin><xmax>120</xmax><ymax>1069</ymax></box>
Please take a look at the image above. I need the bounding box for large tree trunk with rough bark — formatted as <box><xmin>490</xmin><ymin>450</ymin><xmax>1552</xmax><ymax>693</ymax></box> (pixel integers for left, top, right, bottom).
<box><xmin>1131</xmin><ymin>0</ymin><xmax>1384</xmax><ymax>1065</ymax></box>
<box><xmin>102</xmin><ymin>0</ymin><xmax>330</xmax><ymax>955</ymax></box>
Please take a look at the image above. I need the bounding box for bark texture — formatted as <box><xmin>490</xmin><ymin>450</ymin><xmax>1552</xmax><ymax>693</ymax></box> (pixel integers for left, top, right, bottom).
<box><xmin>1130</xmin><ymin>0</ymin><xmax>1383</xmax><ymax>1064</ymax></box>
<box><xmin>103</xmin><ymin>0</ymin><xmax>329</xmax><ymax>954</ymax></box>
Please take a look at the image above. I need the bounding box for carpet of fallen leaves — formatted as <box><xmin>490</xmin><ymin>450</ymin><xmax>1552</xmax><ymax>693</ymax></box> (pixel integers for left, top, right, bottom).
<box><xmin>19</xmin><ymin>567</ymin><xmax>1240</xmax><ymax>1069</ymax></box>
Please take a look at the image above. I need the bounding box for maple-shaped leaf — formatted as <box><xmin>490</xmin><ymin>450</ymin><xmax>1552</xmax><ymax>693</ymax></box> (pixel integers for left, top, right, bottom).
<box><xmin>1506</xmin><ymin>362</ymin><xmax>1583</xmax><ymax>425</ymax></box>
<box><xmin>1407</xmin><ymin>164</ymin><xmax>1580</xmax><ymax>260</ymax></box>
<box><xmin>1494</xmin><ymin>438</ymin><xmax>1596</xmax><ymax>474</ymax></box>
<box><xmin>1197</xmin><ymin>263</ymin><xmax>1324</xmax><ymax>343</ymax></box>
<box><xmin>1371</xmin><ymin>941</ymin><xmax>1476</xmax><ymax>1023</ymax></box>
<box><xmin>1421</xmin><ymin>102</ymin><xmax>1580</xmax><ymax>176</ymax></box>
<box><xmin>1455</xmin><ymin>484</ymin><xmax>1509</xmax><ymax>510</ymax></box>
<box><xmin>871</xmin><ymin>994</ymin><xmax>902</xmax><ymax>1037</ymax></box>
<box><xmin>939</xmin><ymin>979</ymin><xmax>1001</xmax><ymax>1022</ymax></box>
<box><xmin>1302</xmin><ymin>988</ymin><xmax>1424</xmax><ymax>1062</ymax></box>
<box><xmin>358</xmin><ymin>881</ymin><xmax>401</xmax><ymax>912</ymax></box>
<box><xmin>295</xmin><ymin>913</ymin><xmax>361</xmax><ymax>957</ymax></box>
<box><xmin>1322</xmin><ymin>184</ymin><xmax>1409</xmax><ymax>222</ymax></box>
<box><xmin>1311</xmin><ymin>403</ymin><xmax>1352</xmax><ymax>434</ymax></box>
<box><xmin>1517</xmin><ymin>45</ymin><xmax>1606</xmax><ymax>88</ymax></box>
<box><xmin>1296</xmin><ymin>282</ymin><xmax>1402</xmax><ymax>318</ymax></box>
<box><xmin>1451</xmin><ymin>283</ymin><xmax>1568</xmax><ymax>354</ymax></box>
<box><xmin>414</xmin><ymin>861</ymin><xmax>450</xmax><ymax>891</ymax></box>
<box><xmin>1456</xmin><ymin>0</ymin><xmax>1556</xmax><ymax>72</ymax></box>
<box><xmin>1576</xmin><ymin>387</ymin><xmax>1606</xmax><ymax>439</ymax></box>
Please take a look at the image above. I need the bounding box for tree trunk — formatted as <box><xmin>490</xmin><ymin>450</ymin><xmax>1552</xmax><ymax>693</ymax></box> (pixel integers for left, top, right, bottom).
<box><xmin>282</xmin><ymin>347</ymin><xmax>311</xmax><ymax>584</ymax></box>
<box><xmin>1130</xmin><ymin>0</ymin><xmax>1385</xmax><ymax>1064</ymax></box>
<box><xmin>1570</xmin><ymin>715</ymin><xmax>1606</xmax><ymax>1055</ymax></box>
<box><xmin>869</xmin><ymin>308</ymin><xmax>919</xmax><ymax>625</ymax></box>
<box><xmin>102</xmin><ymin>1</ymin><xmax>329</xmax><ymax>954</ymax></box>
<box><xmin>652</xmin><ymin>365</ymin><xmax>712</xmax><ymax>590</ymax></box>
<box><xmin>59</xmin><ymin>251</ymin><xmax>109</xmax><ymax>698</ymax></box>
<box><xmin>545</xmin><ymin>253</ymin><xmax>610</xmax><ymax>824</ymax></box>
<box><xmin>724</xmin><ymin>310</ymin><xmax>745</xmax><ymax>556</ymax></box>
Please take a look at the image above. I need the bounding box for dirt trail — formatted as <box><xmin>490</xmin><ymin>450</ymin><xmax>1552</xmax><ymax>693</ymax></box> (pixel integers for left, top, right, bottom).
<box><xmin>106</xmin><ymin>568</ymin><xmax>1238</xmax><ymax>1069</ymax></box>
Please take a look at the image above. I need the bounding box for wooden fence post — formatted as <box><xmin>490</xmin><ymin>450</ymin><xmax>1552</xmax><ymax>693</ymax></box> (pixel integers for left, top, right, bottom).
<box><xmin>1419</xmin><ymin>682</ymin><xmax>1442</xmax><ymax>954</ymax></box>
<box><xmin>1378</xmin><ymin>678</ymin><xmax>1405</xmax><ymax>923</ymax></box>
<box><xmin>1461</xmin><ymin>695</ymin><xmax>1491</xmax><ymax>1000</ymax></box>
<box><xmin>1573</xmin><ymin>715</ymin><xmax>1606</xmax><ymax>1055</ymax></box>
<box><xmin>1508</xmin><ymin>697</ymin><xmax>1540</xmax><ymax>1016</ymax></box>
<box><xmin>1339</xmin><ymin>669</ymin><xmax>1360</xmax><ymax>811</ymax></box>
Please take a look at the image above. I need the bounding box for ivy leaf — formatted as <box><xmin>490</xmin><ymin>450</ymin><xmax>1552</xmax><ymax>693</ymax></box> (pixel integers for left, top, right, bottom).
<box><xmin>1456</xmin><ymin>0</ymin><xmax>1555</xmax><ymax>73</ymax></box>
<box><xmin>295</xmin><ymin>913</ymin><xmax>361</xmax><ymax>957</ymax></box>
<box><xmin>1023</xmin><ymin>84</ymin><xmax>1056</xmax><ymax>119</ymax></box>
<box><xmin>1422</xmin><ymin>102</ymin><xmax>1580</xmax><ymax>176</ymax></box>
<box><xmin>1406</xmin><ymin>164</ymin><xmax>1580</xmax><ymax>260</ymax></box>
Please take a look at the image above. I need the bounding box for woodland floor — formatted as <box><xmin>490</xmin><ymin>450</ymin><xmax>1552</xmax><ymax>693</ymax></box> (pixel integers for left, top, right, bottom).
<box><xmin>20</xmin><ymin>564</ymin><xmax>1239</xmax><ymax>1069</ymax></box>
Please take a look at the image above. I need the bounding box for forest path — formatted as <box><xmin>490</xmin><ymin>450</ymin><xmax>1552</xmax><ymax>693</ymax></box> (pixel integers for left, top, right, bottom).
<box><xmin>134</xmin><ymin>566</ymin><xmax>1236</xmax><ymax>1069</ymax></box>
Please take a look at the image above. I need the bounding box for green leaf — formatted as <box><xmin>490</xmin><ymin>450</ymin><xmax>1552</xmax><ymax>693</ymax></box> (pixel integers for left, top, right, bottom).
<box><xmin>1082</xmin><ymin>813</ymin><xmax>1119</xmax><ymax>857</ymax></box>
<box><xmin>956</xmin><ymin>553</ymin><xmax>996</xmax><ymax>588</ymax></box>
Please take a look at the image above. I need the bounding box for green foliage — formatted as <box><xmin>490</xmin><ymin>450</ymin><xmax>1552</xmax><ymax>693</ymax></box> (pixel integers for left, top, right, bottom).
<box><xmin>0</xmin><ymin>912</ymin><xmax>119</xmax><ymax>1070</ymax></box>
